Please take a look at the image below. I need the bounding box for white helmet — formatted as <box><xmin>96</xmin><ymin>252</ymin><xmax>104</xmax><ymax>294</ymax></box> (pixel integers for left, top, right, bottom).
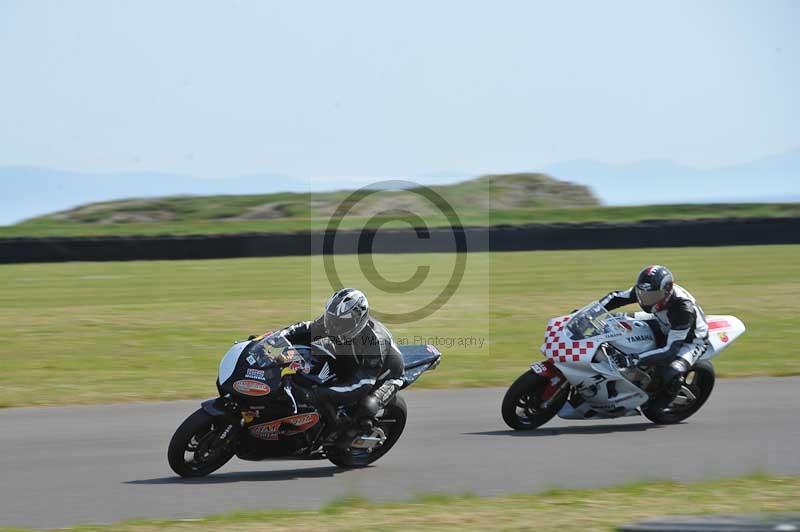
<box><xmin>323</xmin><ymin>288</ymin><xmax>370</xmax><ymax>340</ymax></box>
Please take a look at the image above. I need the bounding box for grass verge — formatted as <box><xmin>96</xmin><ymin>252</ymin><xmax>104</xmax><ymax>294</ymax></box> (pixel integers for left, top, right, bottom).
<box><xmin>2</xmin><ymin>475</ymin><xmax>798</xmax><ymax>532</ymax></box>
<box><xmin>0</xmin><ymin>245</ymin><xmax>797</xmax><ymax>407</ymax></box>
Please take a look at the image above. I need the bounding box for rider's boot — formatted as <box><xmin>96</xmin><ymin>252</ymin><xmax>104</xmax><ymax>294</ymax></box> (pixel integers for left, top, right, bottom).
<box><xmin>650</xmin><ymin>358</ymin><xmax>689</xmax><ymax>411</ymax></box>
<box><xmin>358</xmin><ymin>380</ymin><xmax>401</xmax><ymax>419</ymax></box>
<box><xmin>332</xmin><ymin>380</ymin><xmax>401</xmax><ymax>451</ymax></box>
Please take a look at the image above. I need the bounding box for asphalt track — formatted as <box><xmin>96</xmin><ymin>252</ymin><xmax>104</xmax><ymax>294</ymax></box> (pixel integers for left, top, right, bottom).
<box><xmin>1</xmin><ymin>378</ymin><xmax>798</xmax><ymax>529</ymax></box>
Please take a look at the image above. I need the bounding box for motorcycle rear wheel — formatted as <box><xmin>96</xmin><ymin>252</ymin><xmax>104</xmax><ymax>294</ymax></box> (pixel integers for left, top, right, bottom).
<box><xmin>327</xmin><ymin>394</ymin><xmax>407</xmax><ymax>468</ymax></box>
<box><xmin>168</xmin><ymin>408</ymin><xmax>236</xmax><ymax>478</ymax></box>
<box><xmin>502</xmin><ymin>369</ymin><xmax>568</xmax><ymax>430</ymax></box>
<box><xmin>643</xmin><ymin>360</ymin><xmax>715</xmax><ymax>424</ymax></box>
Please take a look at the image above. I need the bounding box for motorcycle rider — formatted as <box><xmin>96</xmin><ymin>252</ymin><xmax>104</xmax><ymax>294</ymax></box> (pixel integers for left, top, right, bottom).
<box><xmin>277</xmin><ymin>288</ymin><xmax>405</xmax><ymax>445</ymax></box>
<box><xmin>599</xmin><ymin>265</ymin><xmax>709</xmax><ymax>409</ymax></box>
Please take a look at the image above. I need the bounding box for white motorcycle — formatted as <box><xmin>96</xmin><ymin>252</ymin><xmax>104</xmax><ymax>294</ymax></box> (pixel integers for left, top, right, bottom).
<box><xmin>502</xmin><ymin>301</ymin><xmax>745</xmax><ymax>429</ymax></box>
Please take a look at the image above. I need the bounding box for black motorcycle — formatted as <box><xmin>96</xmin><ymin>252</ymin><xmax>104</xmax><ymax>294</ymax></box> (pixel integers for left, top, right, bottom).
<box><xmin>168</xmin><ymin>332</ymin><xmax>441</xmax><ymax>477</ymax></box>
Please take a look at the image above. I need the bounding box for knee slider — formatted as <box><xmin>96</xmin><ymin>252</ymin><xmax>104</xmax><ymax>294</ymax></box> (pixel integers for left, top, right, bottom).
<box><xmin>663</xmin><ymin>359</ymin><xmax>689</xmax><ymax>394</ymax></box>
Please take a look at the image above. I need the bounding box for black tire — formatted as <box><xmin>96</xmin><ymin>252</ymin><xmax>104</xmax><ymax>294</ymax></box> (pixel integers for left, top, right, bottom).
<box><xmin>502</xmin><ymin>369</ymin><xmax>568</xmax><ymax>430</ymax></box>
<box><xmin>327</xmin><ymin>394</ymin><xmax>408</xmax><ymax>468</ymax></box>
<box><xmin>643</xmin><ymin>360</ymin><xmax>715</xmax><ymax>425</ymax></box>
<box><xmin>168</xmin><ymin>408</ymin><xmax>236</xmax><ymax>478</ymax></box>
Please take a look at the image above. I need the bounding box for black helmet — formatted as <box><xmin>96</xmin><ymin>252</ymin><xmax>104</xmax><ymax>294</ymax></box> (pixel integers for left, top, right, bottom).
<box><xmin>634</xmin><ymin>265</ymin><xmax>674</xmax><ymax>312</ymax></box>
<box><xmin>324</xmin><ymin>288</ymin><xmax>370</xmax><ymax>340</ymax></box>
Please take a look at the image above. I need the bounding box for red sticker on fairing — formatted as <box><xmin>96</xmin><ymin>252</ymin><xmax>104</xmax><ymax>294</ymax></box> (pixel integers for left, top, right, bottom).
<box><xmin>233</xmin><ymin>380</ymin><xmax>271</xmax><ymax>396</ymax></box>
<box><xmin>707</xmin><ymin>319</ymin><xmax>731</xmax><ymax>331</ymax></box>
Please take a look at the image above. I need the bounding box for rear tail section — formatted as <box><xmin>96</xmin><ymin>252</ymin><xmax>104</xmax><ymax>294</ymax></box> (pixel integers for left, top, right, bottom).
<box><xmin>702</xmin><ymin>315</ymin><xmax>746</xmax><ymax>360</ymax></box>
<box><xmin>398</xmin><ymin>344</ymin><xmax>442</xmax><ymax>388</ymax></box>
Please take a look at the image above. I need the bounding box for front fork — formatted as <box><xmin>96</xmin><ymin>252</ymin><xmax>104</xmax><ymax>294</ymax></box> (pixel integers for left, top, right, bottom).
<box><xmin>531</xmin><ymin>360</ymin><xmax>569</xmax><ymax>406</ymax></box>
<box><xmin>201</xmin><ymin>397</ymin><xmax>244</xmax><ymax>445</ymax></box>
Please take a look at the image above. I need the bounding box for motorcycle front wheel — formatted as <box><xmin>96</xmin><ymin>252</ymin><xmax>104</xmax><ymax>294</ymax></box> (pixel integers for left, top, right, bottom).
<box><xmin>327</xmin><ymin>394</ymin><xmax>407</xmax><ymax>468</ymax></box>
<box><xmin>502</xmin><ymin>369</ymin><xmax>568</xmax><ymax>430</ymax></box>
<box><xmin>167</xmin><ymin>408</ymin><xmax>236</xmax><ymax>478</ymax></box>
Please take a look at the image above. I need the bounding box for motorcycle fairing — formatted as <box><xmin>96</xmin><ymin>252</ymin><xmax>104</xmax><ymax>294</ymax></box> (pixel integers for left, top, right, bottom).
<box><xmin>248</xmin><ymin>412</ymin><xmax>321</xmax><ymax>441</ymax></box>
<box><xmin>556</xmin><ymin>357</ymin><xmax>649</xmax><ymax>419</ymax></box>
<box><xmin>530</xmin><ymin>359</ymin><xmax>568</xmax><ymax>402</ymax></box>
<box><xmin>701</xmin><ymin>315</ymin><xmax>746</xmax><ymax>360</ymax></box>
<box><xmin>540</xmin><ymin>303</ymin><xmax>746</xmax><ymax>420</ymax></box>
<box><xmin>607</xmin><ymin>318</ymin><xmax>659</xmax><ymax>355</ymax></box>
<box><xmin>398</xmin><ymin>344</ymin><xmax>442</xmax><ymax>388</ymax></box>
<box><xmin>217</xmin><ymin>343</ymin><xmax>283</xmax><ymax>404</ymax></box>
<box><xmin>218</xmin><ymin>341</ymin><xmax>249</xmax><ymax>385</ymax></box>
<box><xmin>540</xmin><ymin>305</ymin><xmax>650</xmax><ymax>418</ymax></box>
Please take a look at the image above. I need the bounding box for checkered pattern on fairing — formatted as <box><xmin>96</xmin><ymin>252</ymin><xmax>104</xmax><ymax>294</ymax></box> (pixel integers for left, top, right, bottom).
<box><xmin>540</xmin><ymin>315</ymin><xmax>596</xmax><ymax>363</ymax></box>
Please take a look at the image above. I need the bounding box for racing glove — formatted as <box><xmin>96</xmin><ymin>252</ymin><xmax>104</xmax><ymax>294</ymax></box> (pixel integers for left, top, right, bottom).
<box><xmin>611</xmin><ymin>352</ymin><xmax>639</xmax><ymax>369</ymax></box>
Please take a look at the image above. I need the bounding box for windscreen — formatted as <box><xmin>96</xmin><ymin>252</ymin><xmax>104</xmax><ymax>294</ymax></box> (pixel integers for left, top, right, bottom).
<box><xmin>247</xmin><ymin>332</ymin><xmax>297</xmax><ymax>369</ymax></box>
<box><xmin>566</xmin><ymin>302</ymin><xmax>626</xmax><ymax>340</ymax></box>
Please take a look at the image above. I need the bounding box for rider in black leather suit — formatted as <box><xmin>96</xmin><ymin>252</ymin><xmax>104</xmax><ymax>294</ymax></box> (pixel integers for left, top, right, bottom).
<box><xmin>279</xmin><ymin>288</ymin><xmax>404</xmax><ymax>437</ymax></box>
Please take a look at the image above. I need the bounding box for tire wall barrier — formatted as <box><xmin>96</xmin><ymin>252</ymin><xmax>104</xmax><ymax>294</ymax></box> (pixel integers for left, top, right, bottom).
<box><xmin>1</xmin><ymin>217</ymin><xmax>798</xmax><ymax>264</ymax></box>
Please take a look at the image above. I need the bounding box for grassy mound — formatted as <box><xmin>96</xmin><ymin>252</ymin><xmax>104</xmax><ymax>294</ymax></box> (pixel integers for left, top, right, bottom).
<box><xmin>4</xmin><ymin>172</ymin><xmax>798</xmax><ymax>238</ymax></box>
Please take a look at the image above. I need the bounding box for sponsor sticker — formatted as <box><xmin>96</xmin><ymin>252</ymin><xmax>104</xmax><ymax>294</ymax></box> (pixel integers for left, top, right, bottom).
<box><xmin>708</xmin><ymin>319</ymin><xmax>731</xmax><ymax>331</ymax></box>
<box><xmin>318</xmin><ymin>361</ymin><xmax>334</xmax><ymax>382</ymax></box>
<box><xmin>246</xmin><ymin>355</ymin><xmax>257</xmax><ymax>366</ymax></box>
<box><xmin>289</xmin><ymin>358</ymin><xmax>311</xmax><ymax>374</ymax></box>
<box><xmin>531</xmin><ymin>362</ymin><xmax>547</xmax><ymax>374</ymax></box>
<box><xmin>248</xmin><ymin>412</ymin><xmax>321</xmax><ymax>440</ymax></box>
<box><xmin>245</xmin><ymin>368</ymin><xmax>266</xmax><ymax>380</ymax></box>
<box><xmin>593</xmin><ymin>402</ymin><xmax>619</xmax><ymax>410</ymax></box>
<box><xmin>718</xmin><ymin>332</ymin><xmax>729</xmax><ymax>343</ymax></box>
<box><xmin>233</xmin><ymin>379</ymin><xmax>271</xmax><ymax>396</ymax></box>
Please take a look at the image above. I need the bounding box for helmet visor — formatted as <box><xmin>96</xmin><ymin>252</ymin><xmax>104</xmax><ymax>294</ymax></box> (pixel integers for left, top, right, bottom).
<box><xmin>635</xmin><ymin>286</ymin><xmax>666</xmax><ymax>308</ymax></box>
<box><xmin>324</xmin><ymin>312</ymin><xmax>361</xmax><ymax>339</ymax></box>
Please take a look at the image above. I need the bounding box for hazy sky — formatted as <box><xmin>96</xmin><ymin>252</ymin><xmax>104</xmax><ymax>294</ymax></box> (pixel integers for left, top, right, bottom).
<box><xmin>1</xmin><ymin>0</ymin><xmax>798</xmax><ymax>180</ymax></box>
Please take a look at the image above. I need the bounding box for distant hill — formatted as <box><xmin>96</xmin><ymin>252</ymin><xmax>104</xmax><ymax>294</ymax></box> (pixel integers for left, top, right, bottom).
<box><xmin>0</xmin><ymin>166</ymin><xmax>301</xmax><ymax>226</ymax></box>
<box><xmin>543</xmin><ymin>148</ymin><xmax>800</xmax><ymax>205</ymax></box>
<box><xmin>3</xmin><ymin>172</ymin><xmax>799</xmax><ymax>238</ymax></box>
<box><xmin>2</xmin><ymin>148</ymin><xmax>798</xmax><ymax>225</ymax></box>
<box><xmin>0</xmin><ymin>174</ymin><xmax>620</xmax><ymax>236</ymax></box>
<box><xmin>19</xmin><ymin>172</ymin><xmax>596</xmax><ymax>226</ymax></box>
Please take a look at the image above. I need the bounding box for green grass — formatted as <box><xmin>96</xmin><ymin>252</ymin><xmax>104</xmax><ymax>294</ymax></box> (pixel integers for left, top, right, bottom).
<box><xmin>2</xmin><ymin>202</ymin><xmax>799</xmax><ymax>238</ymax></box>
<box><xmin>2</xmin><ymin>475</ymin><xmax>798</xmax><ymax>531</ymax></box>
<box><xmin>0</xmin><ymin>245</ymin><xmax>796</xmax><ymax>407</ymax></box>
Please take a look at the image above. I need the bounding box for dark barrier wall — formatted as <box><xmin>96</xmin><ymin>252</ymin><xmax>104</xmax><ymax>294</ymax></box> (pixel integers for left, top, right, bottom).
<box><xmin>1</xmin><ymin>217</ymin><xmax>798</xmax><ymax>264</ymax></box>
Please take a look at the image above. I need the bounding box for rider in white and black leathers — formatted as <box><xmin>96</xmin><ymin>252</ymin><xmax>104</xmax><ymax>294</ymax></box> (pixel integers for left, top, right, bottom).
<box><xmin>279</xmin><ymin>288</ymin><xmax>405</xmax><ymax>434</ymax></box>
<box><xmin>599</xmin><ymin>265</ymin><xmax>709</xmax><ymax>408</ymax></box>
